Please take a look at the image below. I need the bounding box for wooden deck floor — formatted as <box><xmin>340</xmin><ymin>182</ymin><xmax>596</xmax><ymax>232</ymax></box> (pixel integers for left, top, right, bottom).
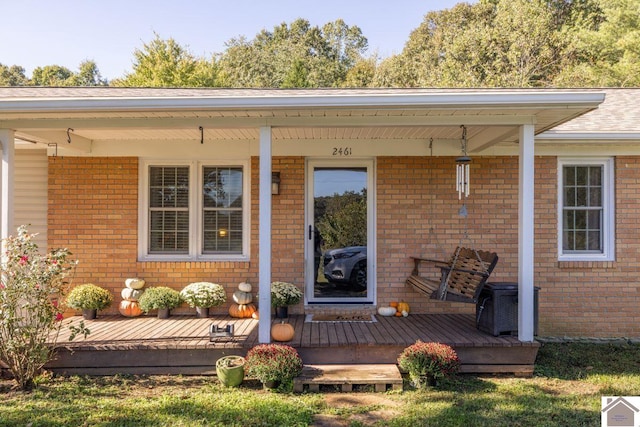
<box><xmin>46</xmin><ymin>314</ymin><xmax>539</xmax><ymax>376</ymax></box>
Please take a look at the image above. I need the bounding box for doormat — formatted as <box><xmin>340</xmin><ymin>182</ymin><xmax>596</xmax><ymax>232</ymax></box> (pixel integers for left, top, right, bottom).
<box><xmin>305</xmin><ymin>314</ymin><xmax>377</xmax><ymax>323</ymax></box>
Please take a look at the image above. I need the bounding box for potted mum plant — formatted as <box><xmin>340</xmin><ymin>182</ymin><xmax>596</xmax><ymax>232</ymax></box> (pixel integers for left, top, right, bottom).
<box><xmin>397</xmin><ymin>340</ymin><xmax>460</xmax><ymax>388</ymax></box>
<box><xmin>66</xmin><ymin>283</ymin><xmax>113</xmax><ymax>320</ymax></box>
<box><xmin>271</xmin><ymin>281</ymin><xmax>303</xmax><ymax>318</ymax></box>
<box><xmin>138</xmin><ymin>286</ymin><xmax>183</xmax><ymax>318</ymax></box>
<box><xmin>180</xmin><ymin>282</ymin><xmax>226</xmax><ymax>318</ymax></box>
<box><xmin>245</xmin><ymin>344</ymin><xmax>303</xmax><ymax>391</ymax></box>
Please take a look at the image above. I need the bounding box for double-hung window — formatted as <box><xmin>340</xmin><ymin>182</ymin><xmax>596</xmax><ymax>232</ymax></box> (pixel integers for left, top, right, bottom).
<box><xmin>558</xmin><ymin>158</ymin><xmax>614</xmax><ymax>261</ymax></box>
<box><xmin>140</xmin><ymin>160</ymin><xmax>249</xmax><ymax>261</ymax></box>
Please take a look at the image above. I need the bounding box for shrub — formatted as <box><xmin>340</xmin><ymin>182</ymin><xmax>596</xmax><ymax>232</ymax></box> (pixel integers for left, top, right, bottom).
<box><xmin>66</xmin><ymin>284</ymin><xmax>113</xmax><ymax>311</ymax></box>
<box><xmin>397</xmin><ymin>341</ymin><xmax>460</xmax><ymax>388</ymax></box>
<box><xmin>245</xmin><ymin>344</ymin><xmax>303</xmax><ymax>390</ymax></box>
<box><xmin>138</xmin><ymin>287</ymin><xmax>183</xmax><ymax>312</ymax></box>
<box><xmin>180</xmin><ymin>282</ymin><xmax>226</xmax><ymax>308</ymax></box>
<box><xmin>0</xmin><ymin>225</ymin><xmax>77</xmax><ymax>390</ymax></box>
<box><xmin>270</xmin><ymin>282</ymin><xmax>303</xmax><ymax>307</ymax></box>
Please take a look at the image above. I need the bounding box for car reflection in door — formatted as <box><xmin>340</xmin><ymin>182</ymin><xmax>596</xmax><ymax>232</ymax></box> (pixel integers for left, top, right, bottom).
<box><xmin>323</xmin><ymin>246</ymin><xmax>367</xmax><ymax>291</ymax></box>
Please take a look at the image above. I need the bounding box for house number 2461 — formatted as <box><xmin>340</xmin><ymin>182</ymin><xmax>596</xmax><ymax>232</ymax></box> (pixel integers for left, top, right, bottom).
<box><xmin>332</xmin><ymin>147</ymin><xmax>352</xmax><ymax>156</ymax></box>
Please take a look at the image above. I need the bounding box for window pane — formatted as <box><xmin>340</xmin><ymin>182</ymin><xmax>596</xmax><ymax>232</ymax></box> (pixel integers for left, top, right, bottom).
<box><xmin>575</xmin><ymin>167</ymin><xmax>588</xmax><ymax>185</ymax></box>
<box><xmin>589</xmin><ymin>166</ymin><xmax>601</xmax><ymax>186</ymax></box>
<box><xmin>574</xmin><ymin>210</ymin><xmax>587</xmax><ymax>230</ymax></box>
<box><xmin>564</xmin><ymin>188</ymin><xmax>576</xmax><ymax>207</ymax></box>
<box><xmin>561</xmin><ymin>163</ymin><xmax>606</xmax><ymax>255</ymax></box>
<box><xmin>203</xmin><ymin>167</ymin><xmax>243</xmax><ymax>208</ymax></box>
<box><xmin>201</xmin><ymin>166</ymin><xmax>243</xmax><ymax>255</ymax></box>
<box><xmin>148</xmin><ymin>167</ymin><xmax>189</xmax><ymax>254</ymax></box>
<box><xmin>589</xmin><ymin>187</ymin><xmax>602</xmax><ymax>207</ymax></box>
<box><xmin>563</xmin><ymin>166</ymin><xmax>575</xmax><ymax>186</ymax></box>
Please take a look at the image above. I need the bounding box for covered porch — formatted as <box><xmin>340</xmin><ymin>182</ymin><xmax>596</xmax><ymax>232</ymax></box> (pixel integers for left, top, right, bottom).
<box><xmin>0</xmin><ymin>87</ymin><xmax>607</xmax><ymax>350</ymax></box>
<box><xmin>46</xmin><ymin>313</ymin><xmax>539</xmax><ymax>376</ymax></box>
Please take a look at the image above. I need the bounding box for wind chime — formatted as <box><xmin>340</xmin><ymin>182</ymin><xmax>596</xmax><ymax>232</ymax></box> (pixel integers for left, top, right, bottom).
<box><xmin>456</xmin><ymin>125</ymin><xmax>471</xmax><ymax>216</ymax></box>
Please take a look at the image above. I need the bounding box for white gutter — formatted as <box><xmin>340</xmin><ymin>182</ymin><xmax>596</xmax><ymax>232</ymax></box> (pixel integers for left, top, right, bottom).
<box><xmin>538</xmin><ymin>131</ymin><xmax>640</xmax><ymax>141</ymax></box>
<box><xmin>0</xmin><ymin>92</ymin><xmax>605</xmax><ymax>113</ymax></box>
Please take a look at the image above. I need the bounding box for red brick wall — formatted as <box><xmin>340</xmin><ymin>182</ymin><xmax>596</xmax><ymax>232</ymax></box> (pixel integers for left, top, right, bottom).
<box><xmin>48</xmin><ymin>155</ymin><xmax>640</xmax><ymax>336</ymax></box>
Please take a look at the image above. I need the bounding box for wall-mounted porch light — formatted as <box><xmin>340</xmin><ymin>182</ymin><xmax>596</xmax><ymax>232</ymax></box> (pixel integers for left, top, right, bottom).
<box><xmin>272</xmin><ymin>171</ymin><xmax>281</xmax><ymax>195</ymax></box>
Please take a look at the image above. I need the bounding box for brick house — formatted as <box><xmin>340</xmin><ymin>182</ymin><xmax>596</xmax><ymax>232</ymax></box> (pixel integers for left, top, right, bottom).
<box><xmin>0</xmin><ymin>87</ymin><xmax>637</xmax><ymax>343</ymax></box>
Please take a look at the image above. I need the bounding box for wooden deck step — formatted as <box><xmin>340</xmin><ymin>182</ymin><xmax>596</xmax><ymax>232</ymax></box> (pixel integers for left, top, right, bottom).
<box><xmin>293</xmin><ymin>364</ymin><xmax>403</xmax><ymax>393</ymax></box>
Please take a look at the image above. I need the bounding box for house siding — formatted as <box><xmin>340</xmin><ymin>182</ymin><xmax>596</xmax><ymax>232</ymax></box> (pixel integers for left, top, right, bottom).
<box><xmin>1</xmin><ymin>149</ymin><xmax>48</xmax><ymax>250</ymax></box>
<box><xmin>48</xmin><ymin>155</ymin><xmax>640</xmax><ymax>337</ymax></box>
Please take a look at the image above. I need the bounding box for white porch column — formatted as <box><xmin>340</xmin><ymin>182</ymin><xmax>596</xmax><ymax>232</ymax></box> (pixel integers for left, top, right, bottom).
<box><xmin>258</xmin><ymin>126</ymin><xmax>273</xmax><ymax>343</ymax></box>
<box><xmin>0</xmin><ymin>129</ymin><xmax>15</xmax><ymax>241</ymax></box>
<box><xmin>518</xmin><ymin>124</ymin><xmax>535</xmax><ymax>342</ymax></box>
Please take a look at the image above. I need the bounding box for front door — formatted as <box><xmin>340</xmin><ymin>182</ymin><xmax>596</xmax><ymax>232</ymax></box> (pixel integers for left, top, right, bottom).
<box><xmin>305</xmin><ymin>159</ymin><xmax>375</xmax><ymax>304</ymax></box>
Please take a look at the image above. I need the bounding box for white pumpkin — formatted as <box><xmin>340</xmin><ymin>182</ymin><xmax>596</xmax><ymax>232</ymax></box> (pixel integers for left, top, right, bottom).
<box><xmin>233</xmin><ymin>290</ymin><xmax>253</xmax><ymax>305</ymax></box>
<box><xmin>125</xmin><ymin>278</ymin><xmax>145</xmax><ymax>290</ymax></box>
<box><xmin>238</xmin><ymin>282</ymin><xmax>252</xmax><ymax>293</ymax></box>
<box><xmin>377</xmin><ymin>306</ymin><xmax>397</xmax><ymax>317</ymax></box>
<box><xmin>121</xmin><ymin>288</ymin><xmax>144</xmax><ymax>301</ymax></box>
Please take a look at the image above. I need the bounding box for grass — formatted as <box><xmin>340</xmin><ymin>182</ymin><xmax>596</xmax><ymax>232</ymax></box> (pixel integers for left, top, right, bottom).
<box><xmin>1</xmin><ymin>341</ymin><xmax>639</xmax><ymax>426</ymax></box>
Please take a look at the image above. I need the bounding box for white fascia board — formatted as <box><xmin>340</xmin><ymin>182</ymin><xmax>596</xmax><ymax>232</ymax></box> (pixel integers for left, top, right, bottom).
<box><xmin>0</xmin><ymin>91</ymin><xmax>606</xmax><ymax>113</ymax></box>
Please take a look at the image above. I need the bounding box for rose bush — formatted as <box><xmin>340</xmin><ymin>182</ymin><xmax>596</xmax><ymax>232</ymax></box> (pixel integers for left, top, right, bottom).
<box><xmin>0</xmin><ymin>226</ymin><xmax>79</xmax><ymax>390</ymax></box>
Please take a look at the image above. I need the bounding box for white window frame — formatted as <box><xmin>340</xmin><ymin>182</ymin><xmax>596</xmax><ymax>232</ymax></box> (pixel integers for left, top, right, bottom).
<box><xmin>138</xmin><ymin>159</ymin><xmax>250</xmax><ymax>262</ymax></box>
<box><xmin>557</xmin><ymin>157</ymin><xmax>615</xmax><ymax>262</ymax></box>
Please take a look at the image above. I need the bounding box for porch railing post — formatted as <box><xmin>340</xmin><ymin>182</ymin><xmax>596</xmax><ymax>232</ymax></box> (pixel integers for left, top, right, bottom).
<box><xmin>518</xmin><ymin>124</ymin><xmax>535</xmax><ymax>342</ymax></box>
<box><xmin>258</xmin><ymin>126</ymin><xmax>272</xmax><ymax>343</ymax></box>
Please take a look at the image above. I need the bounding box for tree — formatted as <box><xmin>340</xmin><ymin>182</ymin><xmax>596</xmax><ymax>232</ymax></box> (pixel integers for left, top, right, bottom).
<box><xmin>218</xmin><ymin>19</ymin><xmax>368</xmax><ymax>88</ymax></box>
<box><xmin>373</xmin><ymin>0</ymin><xmax>569</xmax><ymax>87</ymax></box>
<box><xmin>0</xmin><ymin>63</ymin><xmax>28</xmax><ymax>86</ymax></box>
<box><xmin>67</xmin><ymin>60</ymin><xmax>107</xmax><ymax>86</ymax></box>
<box><xmin>31</xmin><ymin>65</ymin><xmax>74</xmax><ymax>86</ymax></box>
<box><xmin>553</xmin><ymin>0</ymin><xmax>640</xmax><ymax>86</ymax></box>
<box><xmin>115</xmin><ymin>34</ymin><xmax>220</xmax><ymax>87</ymax></box>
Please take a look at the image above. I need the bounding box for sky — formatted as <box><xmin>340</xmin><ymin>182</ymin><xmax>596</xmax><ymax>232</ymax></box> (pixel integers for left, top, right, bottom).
<box><xmin>0</xmin><ymin>0</ymin><xmax>465</xmax><ymax>81</ymax></box>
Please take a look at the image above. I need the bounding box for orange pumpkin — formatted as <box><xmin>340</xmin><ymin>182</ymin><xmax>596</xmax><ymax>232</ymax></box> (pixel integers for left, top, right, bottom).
<box><xmin>389</xmin><ymin>301</ymin><xmax>398</xmax><ymax>308</ymax></box>
<box><xmin>228</xmin><ymin>303</ymin><xmax>257</xmax><ymax>318</ymax></box>
<box><xmin>394</xmin><ymin>311</ymin><xmax>403</xmax><ymax>317</ymax></box>
<box><xmin>119</xmin><ymin>300</ymin><xmax>142</xmax><ymax>317</ymax></box>
<box><xmin>271</xmin><ymin>322</ymin><xmax>295</xmax><ymax>342</ymax></box>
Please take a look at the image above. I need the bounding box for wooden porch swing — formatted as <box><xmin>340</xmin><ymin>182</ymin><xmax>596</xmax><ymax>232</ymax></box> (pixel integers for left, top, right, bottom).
<box><xmin>405</xmin><ymin>130</ymin><xmax>498</xmax><ymax>304</ymax></box>
<box><xmin>406</xmin><ymin>245</ymin><xmax>498</xmax><ymax>303</ymax></box>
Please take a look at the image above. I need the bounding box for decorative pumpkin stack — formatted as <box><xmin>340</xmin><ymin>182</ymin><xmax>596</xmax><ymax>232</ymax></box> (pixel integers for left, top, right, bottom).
<box><xmin>228</xmin><ymin>282</ymin><xmax>258</xmax><ymax>319</ymax></box>
<box><xmin>119</xmin><ymin>278</ymin><xmax>145</xmax><ymax>317</ymax></box>
<box><xmin>377</xmin><ymin>301</ymin><xmax>410</xmax><ymax>317</ymax></box>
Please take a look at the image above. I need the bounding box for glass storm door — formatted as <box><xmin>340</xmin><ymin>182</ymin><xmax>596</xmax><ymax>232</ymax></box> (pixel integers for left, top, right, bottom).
<box><xmin>306</xmin><ymin>160</ymin><xmax>374</xmax><ymax>304</ymax></box>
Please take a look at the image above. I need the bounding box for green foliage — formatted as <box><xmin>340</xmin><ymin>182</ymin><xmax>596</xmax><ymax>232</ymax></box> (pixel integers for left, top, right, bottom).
<box><xmin>553</xmin><ymin>0</ymin><xmax>640</xmax><ymax>86</ymax></box>
<box><xmin>219</xmin><ymin>18</ymin><xmax>368</xmax><ymax>88</ymax></box>
<box><xmin>115</xmin><ymin>33</ymin><xmax>220</xmax><ymax>87</ymax></box>
<box><xmin>270</xmin><ymin>281</ymin><xmax>303</xmax><ymax>307</ymax></box>
<box><xmin>316</xmin><ymin>190</ymin><xmax>367</xmax><ymax>249</ymax></box>
<box><xmin>66</xmin><ymin>284</ymin><xmax>113</xmax><ymax>311</ymax></box>
<box><xmin>138</xmin><ymin>286</ymin><xmax>183</xmax><ymax>312</ymax></box>
<box><xmin>0</xmin><ymin>225</ymin><xmax>76</xmax><ymax>390</ymax></box>
<box><xmin>0</xmin><ymin>63</ymin><xmax>28</xmax><ymax>86</ymax></box>
<box><xmin>245</xmin><ymin>344</ymin><xmax>303</xmax><ymax>389</ymax></box>
<box><xmin>180</xmin><ymin>282</ymin><xmax>226</xmax><ymax>308</ymax></box>
<box><xmin>398</xmin><ymin>341</ymin><xmax>461</xmax><ymax>388</ymax></box>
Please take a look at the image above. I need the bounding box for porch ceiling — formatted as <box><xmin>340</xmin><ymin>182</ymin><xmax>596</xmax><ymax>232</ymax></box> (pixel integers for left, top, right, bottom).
<box><xmin>0</xmin><ymin>87</ymin><xmax>604</xmax><ymax>153</ymax></box>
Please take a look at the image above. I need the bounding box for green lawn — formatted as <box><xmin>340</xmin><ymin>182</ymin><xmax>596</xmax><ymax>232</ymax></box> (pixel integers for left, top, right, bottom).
<box><xmin>1</xmin><ymin>342</ymin><xmax>639</xmax><ymax>426</ymax></box>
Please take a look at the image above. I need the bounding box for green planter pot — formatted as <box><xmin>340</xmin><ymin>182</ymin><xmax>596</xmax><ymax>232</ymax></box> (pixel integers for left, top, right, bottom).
<box><xmin>216</xmin><ymin>356</ymin><xmax>245</xmax><ymax>387</ymax></box>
